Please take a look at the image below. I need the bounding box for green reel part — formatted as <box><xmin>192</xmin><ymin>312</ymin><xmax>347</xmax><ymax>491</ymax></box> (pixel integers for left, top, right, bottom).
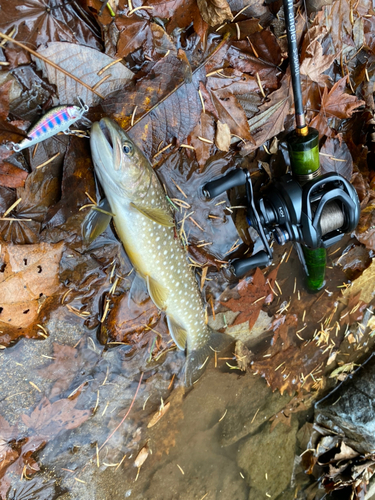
<box><xmin>302</xmin><ymin>247</ymin><xmax>326</xmax><ymax>292</ymax></box>
<box><xmin>287</xmin><ymin>127</ymin><xmax>326</xmax><ymax>292</ymax></box>
<box><xmin>286</xmin><ymin>127</ymin><xmax>320</xmax><ymax>181</ymax></box>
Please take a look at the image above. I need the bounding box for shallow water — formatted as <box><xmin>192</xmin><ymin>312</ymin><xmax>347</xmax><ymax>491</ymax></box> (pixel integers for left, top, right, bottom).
<box><xmin>2</xmin><ymin>231</ymin><xmax>375</xmax><ymax>500</ymax></box>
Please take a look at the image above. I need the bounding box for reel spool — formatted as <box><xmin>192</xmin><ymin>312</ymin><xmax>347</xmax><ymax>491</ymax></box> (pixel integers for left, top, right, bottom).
<box><xmin>202</xmin><ymin>169</ymin><xmax>360</xmax><ymax>278</ymax></box>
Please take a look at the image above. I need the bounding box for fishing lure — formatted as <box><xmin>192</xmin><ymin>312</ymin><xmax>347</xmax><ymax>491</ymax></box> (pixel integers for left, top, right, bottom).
<box><xmin>10</xmin><ymin>98</ymin><xmax>89</xmax><ymax>152</ymax></box>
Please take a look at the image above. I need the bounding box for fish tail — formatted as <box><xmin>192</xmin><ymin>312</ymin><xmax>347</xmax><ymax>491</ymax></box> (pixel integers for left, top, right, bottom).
<box><xmin>185</xmin><ymin>328</ymin><xmax>231</xmax><ymax>386</ymax></box>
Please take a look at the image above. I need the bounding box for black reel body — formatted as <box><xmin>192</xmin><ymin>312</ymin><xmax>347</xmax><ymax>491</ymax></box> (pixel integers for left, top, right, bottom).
<box><xmin>202</xmin><ymin>169</ymin><xmax>360</xmax><ymax>277</ymax></box>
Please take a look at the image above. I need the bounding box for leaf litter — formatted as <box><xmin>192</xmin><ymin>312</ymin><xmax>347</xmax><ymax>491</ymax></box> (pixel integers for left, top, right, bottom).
<box><xmin>0</xmin><ymin>0</ymin><xmax>375</xmax><ymax>498</ymax></box>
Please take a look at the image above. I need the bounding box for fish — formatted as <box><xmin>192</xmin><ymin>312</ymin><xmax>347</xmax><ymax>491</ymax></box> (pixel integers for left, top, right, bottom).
<box><xmin>89</xmin><ymin>118</ymin><xmax>230</xmax><ymax>384</ymax></box>
<box><xmin>11</xmin><ymin>100</ymin><xmax>89</xmax><ymax>152</ymax></box>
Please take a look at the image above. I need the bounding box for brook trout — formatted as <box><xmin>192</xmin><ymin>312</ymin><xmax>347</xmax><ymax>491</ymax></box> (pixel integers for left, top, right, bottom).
<box><xmin>89</xmin><ymin>118</ymin><xmax>229</xmax><ymax>384</ymax></box>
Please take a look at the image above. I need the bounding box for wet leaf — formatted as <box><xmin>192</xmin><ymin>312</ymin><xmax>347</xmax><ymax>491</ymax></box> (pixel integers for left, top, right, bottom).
<box><xmin>22</xmin><ymin>396</ymin><xmax>91</xmax><ymax>439</ymax></box>
<box><xmin>102</xmin><ymin>291</ymin><xmax>163</xmax><ymax>346</ymax></box>
<box><xmin>6</xmin><ymin>477</ymin><xmax>56</xmax><ymax>500</ymax></box>
<box><xmin>1</xmin><ymin>0</ymin><xmax>102</xmax><ymax>51</ymax></box>
<box><xmin>310</xmin><ymin>77</ymin><xmax>365</xmax><ymax>138</ymax></box>
<box><xmin>219</xmin><ymin>267</ymin><xmax>278</xmax><ymax>331</ymax></box>
<box><xmin>0</xmin><ymin>242</ymin><xmax>64</xmax><ymax>341</ymax></box>
<box><xmin>147</xmin><ymin>401</ymin><xmax>171</xmax><ymax>428</ymax></box>
<box><xmin>34</xmin><ymin>42</ymin><xmax>134</xmax><ymax>106</ymax></box>
<box><xmin>241</xmin><ymin>74</ymin><xmax>292</xmax><ymax>154</ymax></box>
<box><xmin>197</xmin><ymin>0</ymin><xmax>233</xmax><ymax>27</ymax></box>
<box><xmin>190</xmin><ymin>113</ymin><xmax>215</xmax><ymax>170</ymax></box>
<box><xmin>319</xmin><ymin>136</ymin><xmax>353</xmax><ymax>180</ymax></box>
<box><xmin>251</xmin><ymin>315</ymin><xmax>326</xmax><ymax>395</ymax></box>
<box><xmin>37</xmin><ymin>343</ymin><xmax>99</xmax><ymax>398</ymax></box>
<box><xmin>115</xmin><ymin>16</ymin><xmax>152</xmax><ymax>58</ymax></box>
<box><xmin>103</xmin><ymin>52</ymin><xmax>207</xmax><ymax>158</ymax></box>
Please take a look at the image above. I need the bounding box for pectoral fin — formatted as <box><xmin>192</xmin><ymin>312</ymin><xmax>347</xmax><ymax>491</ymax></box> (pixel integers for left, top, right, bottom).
<box><xmin>146</xmin><ymin>275</ymin><xmax>168</xmax><ymax>310</ymax></box>
<box><xmin>82</xmin><ymin>198</ymin><xmax>113</xmax><ymax>243</ymax></box>
<box><xmin>167</xmin><ymin>316</ymin><xmax>187</xmax><ymax>350</ymax></box>
<box><xmin>130</xmin><ymin>202</ymin><xmax>174</xmax><ymax>227</ymax></box>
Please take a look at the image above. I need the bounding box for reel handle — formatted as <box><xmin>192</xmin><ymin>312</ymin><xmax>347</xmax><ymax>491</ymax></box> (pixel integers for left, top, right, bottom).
<box><xmin>231</xmin><ymin>251</ymin><xmax>272</xmax><ymax>277</ymax></box>
<box><xmin>202</xmin><ymin>169</ymin><xmax>247</xmax><ymax>199</ymax></box>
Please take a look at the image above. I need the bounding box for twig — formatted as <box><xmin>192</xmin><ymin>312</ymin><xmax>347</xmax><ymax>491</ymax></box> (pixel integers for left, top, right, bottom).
<box><xmin>99</xmin><ymin>373</ymin><xmax>144</xmax><ymax>451</ymax></box>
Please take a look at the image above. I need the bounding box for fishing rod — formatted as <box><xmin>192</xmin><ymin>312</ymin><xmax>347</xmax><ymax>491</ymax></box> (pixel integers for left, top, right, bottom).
<box><xmin>202</xmin><ymin>0</ymin><xmax>360</xmax><ymax>291</ymax></box>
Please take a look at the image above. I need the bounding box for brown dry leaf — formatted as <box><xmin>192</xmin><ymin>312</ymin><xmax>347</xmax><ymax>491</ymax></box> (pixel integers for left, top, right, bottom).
<box><xmin>21</xmin><ymin>396</ymin><xmax>91</xmax><ymax>439</ymax></box>
<box><xmin>134</xmin><ymin>444</ymin><xmax>149</xmax><ymax>468</ymax></box>
<box><xmin>190</xmin><ymin>113</ymin><xmax>215</xmax><ymax>170</ymax></box>
<box><xmin>215</xmin><ymin>120</ymin><xmax>231</xmax><ymax>151</ymax></box>
<box><xmin>197</xmin><ymin>0</ymin><xmax>233</xmax><ymax>27</ymax></box>
<box><xmin>1</xmin><ymin>0</ymin><xmax>102</xmax><ymax>51</ymax></box>
<box><xmin>220</xmin><ymin>267</ymin><xmax>278</xmax><ymax>332</ymax></box>
<box><xmin>300</xmin><ymin>39</ymin><xmax>335</xmax><ymax>86</ymax></box>
<box><xmin>310</xmin><ymin>77</ymin><xmax>365</xmax><ymax>138</ymax></box>
<box><xmin>0</xmin><ymin>242</ymin><xmax>64</xmax><ymax>335</ymax></box>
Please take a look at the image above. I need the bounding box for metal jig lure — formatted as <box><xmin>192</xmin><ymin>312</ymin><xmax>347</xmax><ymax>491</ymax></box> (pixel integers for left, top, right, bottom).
<box><xmin>10</xmin><ymin>98</ymin><xmax>89</xmax><ymax>152</ymax></box>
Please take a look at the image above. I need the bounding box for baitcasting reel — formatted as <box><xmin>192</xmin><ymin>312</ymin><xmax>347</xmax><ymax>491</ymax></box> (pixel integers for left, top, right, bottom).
<box><xmin>202</xmin><ymin>169</ymin><xmax>360</xmax><ymax>277</ymax></box>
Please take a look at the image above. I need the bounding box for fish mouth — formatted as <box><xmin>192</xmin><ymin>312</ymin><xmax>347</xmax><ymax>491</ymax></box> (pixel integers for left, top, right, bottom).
<box><xmin>98</xmin><ymin>118</ymin><xmax>114</xmax><ymax>151</ymax></box>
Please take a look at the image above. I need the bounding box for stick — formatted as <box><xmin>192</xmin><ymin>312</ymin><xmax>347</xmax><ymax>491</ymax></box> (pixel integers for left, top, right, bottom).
<box><xmin>99</xmin><ymin>373</ymin><xmax>143</xmax><ymax>451</ymax></box>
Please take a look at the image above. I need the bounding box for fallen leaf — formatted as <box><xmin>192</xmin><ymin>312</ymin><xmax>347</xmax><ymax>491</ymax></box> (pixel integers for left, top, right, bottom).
<box><xmin>190</xmin><ymin>113</ymin><xmax>215</xmax><ymax>170</ymax></box>
<box><xmin>0</xmin><ymin>242</ymin><xmax>64</xmax><ymax>339</ymax></box>
<box><xmin>209</xmin><ymin>88</ymin><xmax>253</xmax><ymax>141</ymax></box>
<box><xmin>241</xmin><ymin>74</ymin><xmax>292</xmax><ymax>154</ymax></box>
<box><xmin>22</xmin><ymin>396</ymin><xmax>91</xmax><ymax>439</ymax></box>
<box><xmin>310</xmin><ymin>77</ymin><xmax>365</xmax><ymax>138</ymax></box>
<box><xmin>339</xmin><ymin>292</ymin><xmax>367</xmax><ymax>326</ymax></box>
<box><xmin>147</xmin><ymin>401</ymin><xmax>171</xmax><ymax>428</ymax></box>
<box><xmin>197</xmin><ymin>0</ymin><xmax>233</xmax><ymax>26</ymax></box>
<box><xmin>37</xmin><ymin>343</ymin><xmax>99</xmax><ymax>398</ymax></box>
<box><xmin>343</xmin><ymin>259</ymin><xmax>375</xmax><ymax>303</ymax></box>
<box><xmin>1</xmin><ymin>0</ymin><xmax>102</xmax><ymax>51</ymax></box>
<box><xmin>102</xmin><ymin>291</ymin><xmax>163</xmax><ymax>345</ymax></box>
<box><xmin>251</xmin><ymin>315</ymin><xmax>327</xmax><ymax>395</ymax></box>
<box><xmin>319</xmin><ymin>136</ymin><xmax>353</xmax><ymax>180</ymax></box>
<box><xmin>215</xmin><ymin>120</ymin><xmax>231</xmax><ymax>151</ymax></box>
<box><xmin>103</xmin><ymin>53</ymin><xmax>205</xmax><ymax>159</ymax></box>
<box><xmin>115</xmin><ymin>16</ymin><xmax>152</xmax><ymax>58</ymax></box>
<box><xmin>134</xmin><ymin>443</ymin><xmax>149</xmax><ymax>467</ymax></box>
<box><xmin>219</xmin><ymin>267</ymin><xmax>278</xmax><ymax>332</ymax></box>
<box><xmin>300</xmin><ymin>39</ymin><xmax>335</xmax><ymax>86</ymax></box>
<box><xmin>34</xmin><ymin>42</ymin><xmax>134</xmax><ymax>106</ymax></box>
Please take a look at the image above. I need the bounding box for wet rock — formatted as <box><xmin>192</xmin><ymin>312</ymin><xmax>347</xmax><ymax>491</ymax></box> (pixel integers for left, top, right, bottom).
<box><xmin>237</xmin><ymin>417</ymin><xmax>298</xmax><ymax>500</ymax></box>
<box><xmin>220</xmin><ymin>374</ymin><xmax>292</xmax><ymax>447</ymax></box>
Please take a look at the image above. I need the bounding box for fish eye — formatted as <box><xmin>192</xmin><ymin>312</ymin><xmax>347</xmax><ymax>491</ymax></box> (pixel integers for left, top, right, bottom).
<box><xmin>123</xmin><ymin>142</ymin><xmax>133</xmax><ymax>155</ymax></box>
